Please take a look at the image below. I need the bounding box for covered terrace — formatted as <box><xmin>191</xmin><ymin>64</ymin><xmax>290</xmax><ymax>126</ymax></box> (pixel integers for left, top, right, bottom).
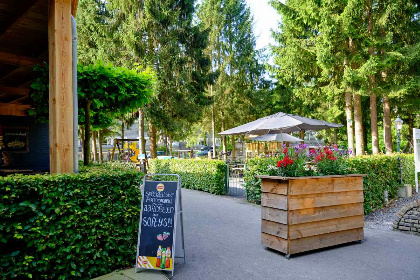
<box><xmin>0</xmin><ymin>0</ymin><xmax>79</xmax><ymax>174</ymax></box>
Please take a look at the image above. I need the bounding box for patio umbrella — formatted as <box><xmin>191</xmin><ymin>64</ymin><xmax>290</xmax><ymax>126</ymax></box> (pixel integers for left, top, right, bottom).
<box><xmin>219</xmin><ymin>111</ymin><xmax>342</xmax><ymax>136</ymax></box>
<box><xmin>249</xmin><ymin>133</ymin><xmax>303</xmax><ymax>142</ymax></box>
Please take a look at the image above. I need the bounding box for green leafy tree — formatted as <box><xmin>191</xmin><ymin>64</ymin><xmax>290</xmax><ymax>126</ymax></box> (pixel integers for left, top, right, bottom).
<box><xmin>198</xmin><ymin>0</ymin><xmax>269</xmax><ymax>156</ymax></box>
<box><xmin>30</xmin><ymin>62</ymin><xmax>153</xmax><ymax>165</ymax></box>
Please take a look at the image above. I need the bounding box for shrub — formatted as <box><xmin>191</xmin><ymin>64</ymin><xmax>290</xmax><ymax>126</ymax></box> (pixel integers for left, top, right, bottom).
<box><xmin>0</xmin><ymin>163</ymin><xmax>142</xmax><ymax>279</ymax></box>
<box><xmin>148</xmin><ymin>159</ymin><xmax>227</xmax><ymax>195</ymax></box>
<box><xmin>244</xmin><ymin>157</ymin><xmax>278</xmax><ymax>203</ymax></box>
<box><xmin>245</xmin><ymin>154</ymin><xmax>416</xmax><ymax>214</ymax></box>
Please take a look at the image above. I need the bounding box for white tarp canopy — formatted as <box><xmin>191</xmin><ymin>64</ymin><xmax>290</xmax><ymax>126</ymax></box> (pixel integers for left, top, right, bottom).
<box><xmin>249</xmin><ymin>133</ymin><xmax>303</xmax><ymax>142</ymax></box>
<box><xmin>219</xmin><ymin>111</ymin><xmax>342</xmax><ymax>136</ymax></box>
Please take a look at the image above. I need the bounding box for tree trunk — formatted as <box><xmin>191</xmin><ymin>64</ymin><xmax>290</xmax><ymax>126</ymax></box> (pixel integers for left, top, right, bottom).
<box><xmin>80</xmin><ymin>127</ymin><xmax>85</xmax><ymax>162</ymax></box>
<box><xmin>83</xmin><ymin>100</ymin><xmax>92</xmax><ymax>166</ymax></box>
<box><xmin>333</xmin><ymin>119</ymin><xmax>338</xmax><ymax>144</ymax></box>
<box><xmin>231</xmin><ymin>135</ymin><xmax>235</xmax><ymax>161</ymax></box>
<box><xmin>149</xmin><ymin>120</ymin><xmax>157</xmax><ymax>159</ymax></box>
<box><xmin>139</xmin><ymin>109</ymin><xmax>145</xmax><ymax>155</ymax></box>
<box><xmin>98</xmin><ymin>130</ymin><xmax>103</xmax><ymax>163</ymax></box>
<box><xmin>403</xmin><ymin>114</ymin><xmax>414</xmax><ymax>153</ymax></box>
<box><xmin>164</xmin><ymin>134</ymin><xmax>168</xmax><ymax>156</ymax></box>
<box><xmin>121</xmin><ymin>120</ymin><xmax>125</xmax><ymax>140</ymax></box>
<box><xmin>370</xmin><ymin>94</ymin><xmax>379</xmax><ymax>154</ymax></box>
<box><xmin>353</xmin><ymin>93</ymin><xmax>364</xmax><ymax>155</ymax></box>
<box><xmin>211</xmin><ymin>103</ymin><xmax>216</xmax><ymax>158</ymax></box>
<box><xmin>367</xmin><ymin>0</ymin><xmax>379</xmax><ymax>155</ymax></box>
<box><xmin>221</xmin><ymin>120</ymin><xmax>226</xmax><ymax>160</ymax></box>
<box><xmin>344</xmin><ymin>54</ymin><xmax>355</xmax><ymax>155</ymax></box>
<box><xmin>169</xmin><ymin>135</ymin><xmax>173</xmax><ymax>156</ymax></box>
<box><xmin>383</xmin><ymin>94</ymin><xmax>393</xmax><ymax>154</ymax></box>
<box><xmin>92</xmin><ymin>131</ymin><xmax>98</xmax><ymax>162</ymax></box>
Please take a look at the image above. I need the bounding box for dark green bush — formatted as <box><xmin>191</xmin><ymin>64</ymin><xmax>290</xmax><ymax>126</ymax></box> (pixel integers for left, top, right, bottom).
<box><xmin>347</xmin><ymin>154</ymin><xmax>415</xmax><ymax>214</ymax></box>
<box><xmin>244</xmin><ymin>154</ymin><xmax>416</xmax><ymax>214</ymax></box>
<box><xmin>244</xmin><ymin>157</ymin><xmax>278</xmax><ymax>203</ymax></box>
<box><xmin>148</xmin><ymin>159</ymin><xmax>227</xmax><ymax>195</ymax></box>
<box><xmin>0</xmin><ymin>163</ymin><xmax>142</xmax><ymax>279</ymax></box>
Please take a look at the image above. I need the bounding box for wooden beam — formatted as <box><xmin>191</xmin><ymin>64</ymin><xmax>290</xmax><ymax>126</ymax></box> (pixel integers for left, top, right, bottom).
<box><xmin>0</xmin><ymin>0</ymin><xmax>39</xmax><ymax>36</ymax></box>
<box><xmin>71</xmin><ymin>0</ymin><xmax>79</xmax><ymax>17</ymax></box>
<box><xmin>49</xmin><ymin>0</ymin><xmax>74</xmax><ymax>174</ymax></box>
<box><xmin>0</xmin><ymin>86</ymin><xmax>30</xmax><ymax>96</ymax></box>
<box><xmin>0</xmin><ymin>103</ymin><xmax>30</xmax><ymax>116</ymax></box>
<box><xmin>9</xmin><ymin>95</ymin><xmax>29</xmax><ymax>104</ymax></box>
<box><xmin>0</xmin><ymin>52</ymin><xmax>42</xmax><ymax>67</ymax></box>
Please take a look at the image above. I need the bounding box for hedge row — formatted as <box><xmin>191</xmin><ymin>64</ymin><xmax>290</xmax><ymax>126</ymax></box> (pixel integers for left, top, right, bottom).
<box><xmin>347</xmin><ymin>154</ymin><xmax>415</xmax><ymax>214</ymax></box>
<box><xmin>0</xmin><ymin>163</ymin><xmax>143</xmax><ymax>279</ymax></box>
<box><xmin>244</xmin><ymin>154</ymin><xmax>416</xmax><ymax>214</ymax></box>
<box><xmin>148</xmin><ymin>159</ymin><xmax>227</xmax><ymax>195</ymax></box>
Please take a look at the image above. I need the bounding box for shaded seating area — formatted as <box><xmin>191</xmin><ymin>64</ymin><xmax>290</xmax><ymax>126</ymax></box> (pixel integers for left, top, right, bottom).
<box><xmin>0</xmin><ymin>0</ymin><xmax>79</xmax><ymax>175</ymax></box>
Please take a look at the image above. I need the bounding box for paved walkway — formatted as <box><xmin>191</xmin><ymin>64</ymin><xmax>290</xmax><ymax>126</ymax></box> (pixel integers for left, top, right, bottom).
<box><xmin>170</xmin><ymin>189</ymin><xmax>420</xmax><ymax>280</ymax></box>
<box><xmin>93</xmin><ymin>269</ymin><xmax>167</xmax><ymax>280</ymax></box>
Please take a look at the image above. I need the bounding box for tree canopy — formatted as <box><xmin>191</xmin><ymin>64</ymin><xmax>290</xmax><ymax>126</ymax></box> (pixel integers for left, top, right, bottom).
<box><xmin>30</xmin><ymin>62</ymin><xmax>153</xmax><ymax>164</ymax></box>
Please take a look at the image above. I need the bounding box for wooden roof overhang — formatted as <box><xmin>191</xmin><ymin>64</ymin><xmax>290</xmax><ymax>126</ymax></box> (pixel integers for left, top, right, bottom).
<box><xmin>0</xmin><ymin>0</ymin><xmax>78</xmax><ymax>117</ymax></box>
<box><xmin>1</xmin><ymin>0</ymin><xmax>79</xmax><ymax>174</ymax></box>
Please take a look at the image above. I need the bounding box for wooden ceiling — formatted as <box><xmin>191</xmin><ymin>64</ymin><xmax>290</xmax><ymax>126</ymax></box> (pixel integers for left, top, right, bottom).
<box><xmin>0</xmin><ymin>0</ymin><xmax>78</xmax><ymax>117</ymax></box>
<box><xmin>0</xmin><ymin>0</ymin><xmax>48</xmax><ymax>116</ymax></box>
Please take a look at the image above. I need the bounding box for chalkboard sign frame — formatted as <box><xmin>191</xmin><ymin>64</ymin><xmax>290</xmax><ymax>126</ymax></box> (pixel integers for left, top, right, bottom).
<box><xmin>135</xmin><ymin>174</ymin><xmax>185</xmax><ymax>277</ymax></box>
<box><xmin>2</xmin><ymin>126</ymin><xmax>29</xmax><ymax>153</ymax></box>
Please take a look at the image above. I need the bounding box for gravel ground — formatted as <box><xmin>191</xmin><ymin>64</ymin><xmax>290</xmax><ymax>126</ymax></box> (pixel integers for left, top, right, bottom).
<box><xmin>364</xmin><ymin>191</ymin><xmax>420</xmax><ymax>230</ymax></box>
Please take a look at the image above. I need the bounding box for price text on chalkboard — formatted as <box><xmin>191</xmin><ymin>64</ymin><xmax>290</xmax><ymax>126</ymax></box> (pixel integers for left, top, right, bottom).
<box><xmin>137</xmin><ymin>181</ymin><xmax>178</xmax><ymax>271</ymax></box>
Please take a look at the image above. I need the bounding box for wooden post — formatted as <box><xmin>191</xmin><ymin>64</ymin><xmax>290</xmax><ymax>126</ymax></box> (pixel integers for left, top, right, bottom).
<box><xmin>111</xmin><ymin>139</ymin><xmax>116</xmax><ymax>161</ymax></box>
<box><xmin>98</xmin><ymin>130</ymin><xmax>103</xmax><ymax>162</ymax></box>
<box><xmin>231</xmin><ymin>135</ymin><xmax>236</xmax><ymax>161</ymax></box>
<box><xmin>49</xmin><ymin>0</ymin><xmax>74</xmax><ymax>173</ymax></box>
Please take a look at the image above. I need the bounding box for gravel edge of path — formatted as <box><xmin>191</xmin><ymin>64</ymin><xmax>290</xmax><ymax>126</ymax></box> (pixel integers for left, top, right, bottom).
<box><xmin>364</xmin><ymin>191</ymin><xmax>420</xmax><ymax>230</ymax></box>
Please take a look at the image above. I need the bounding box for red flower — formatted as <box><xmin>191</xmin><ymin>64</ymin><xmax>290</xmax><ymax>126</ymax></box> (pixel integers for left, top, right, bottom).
<box><xmin>283</xmin><ymin>148</ymin><xmax>288</xmax><ymax>154</ymax></box>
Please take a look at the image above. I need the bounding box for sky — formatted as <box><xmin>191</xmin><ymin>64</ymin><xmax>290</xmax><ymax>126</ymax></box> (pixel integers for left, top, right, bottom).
<box><xmin>245</xmin><ymin>0</ymin><xmax>281</xmax><ymax>50</ymax></box>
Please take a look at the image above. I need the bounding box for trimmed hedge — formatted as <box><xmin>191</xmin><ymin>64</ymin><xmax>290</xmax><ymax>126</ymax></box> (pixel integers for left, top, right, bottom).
<box><xmin>244</xmin><ymin>157</ymin><xmax>278</xmax><ymax>204</ymax></box>
<box><xmin>244</xmin><ymin>154</ymin><xmax>416</xmax><ymax>214</ymax></box>
<box><xmin>347</xmin><ymin>154</ymin><xmax>415</xmax><ymax>214</ymax></box>
<box><xmin>0</xmin><ymin>163</ymin><xmax>142</xmax><ymax>279</ymax></box>
<box><xmin>148</xmin><ymin>159</ymin><xmax>227</xmax><ymax>195</ymax></box>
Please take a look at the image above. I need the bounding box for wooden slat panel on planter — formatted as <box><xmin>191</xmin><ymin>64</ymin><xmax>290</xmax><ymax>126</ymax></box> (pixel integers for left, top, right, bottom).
<box><xmin>289</xmin><ymin>215</ymin><xmax>364</xmax><ymax>240</ymax></box>
<box><xmin>261</xmin><ymin>232</ymin><xmax>287</xmax><ymax>253</ymax></box>
<box><xmin>289</xmin><ymin>177</ymin><xmax>363</xmax><ymax>195</ymax></box>
<box><xmin>288</xmin><ymin>190</ymin><xmax>364</xmax><ymax>210</ymax></box>
<box><xmin>289</xmin><ymin>228</ymin><xmax>364</xmax><ymax>254</ymax></box>
<box><xmin>261</xmin><ymin>180</ymin><xmax>288</xmax><ymax>195</ymax></box>
<box><xmin>261</xmin><ymin>207</ymin><xmax>287</xmax><ymax>224</ymax></box>
<box><xmin>261</xmin><ymin>219</ymin><xmax>288</xmax><ymax>239</ymax></box>
<box><xmin>261</xmin><ymin>193</ymin><xmax>288</xmax><ymax>210</ymax></box>
<box><xmin>288</xmin><ymin>203</ymin><xmax>364</xmax><ymax>225</ymax></box>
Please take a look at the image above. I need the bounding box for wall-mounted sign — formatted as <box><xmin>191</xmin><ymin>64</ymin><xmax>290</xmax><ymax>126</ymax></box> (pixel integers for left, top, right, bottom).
<box><xmin>135</xmin><ymin>174</ymin><xmax>185</xmax><ymax>277</ymax></box>
<box><xmin>2</xmin><ymin>127</ymin><xmax>28</xmax><ymax>152</ymax></box>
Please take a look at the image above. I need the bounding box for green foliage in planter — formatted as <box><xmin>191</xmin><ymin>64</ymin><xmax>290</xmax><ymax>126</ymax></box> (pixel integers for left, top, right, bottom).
<box><xmin>0</xmin><ymin>163</ymin><xmax>142</xmax><ymax>279</ymax></box>
<box><xmin>148</xmin><ymin>159</ymin><xmax>227</xmax><ymax>194</ymax></box>
<box><xmin>245</xmin><ymin>154</ymin><xmax>416</xmax><ymax>215</ymax></box>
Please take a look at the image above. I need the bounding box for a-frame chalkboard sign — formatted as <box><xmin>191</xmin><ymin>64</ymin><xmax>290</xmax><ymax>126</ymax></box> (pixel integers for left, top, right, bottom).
<box><xmin>135</xmin><ymin>174</ymin><xmax>185</xmax><ymax>277</ymax></box>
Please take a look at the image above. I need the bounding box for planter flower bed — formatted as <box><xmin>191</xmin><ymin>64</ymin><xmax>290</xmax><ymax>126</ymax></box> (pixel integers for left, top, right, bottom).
<box><xmin>254</xmin><ymin>145</ymin><xmax>364</xmax><ymax>257</ymax></box>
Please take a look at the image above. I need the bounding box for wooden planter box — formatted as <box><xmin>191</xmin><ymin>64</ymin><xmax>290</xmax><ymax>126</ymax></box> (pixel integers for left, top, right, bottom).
<box><xmin>257</xmin><ymin>175</ymin><xmax>365</xmax><ymax>258</ymax></box>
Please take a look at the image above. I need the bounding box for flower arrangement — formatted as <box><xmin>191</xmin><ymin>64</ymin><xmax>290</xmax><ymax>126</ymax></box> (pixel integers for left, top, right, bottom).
<box><xmin>273</xmin><ymin>144</ymin><xmax>353</xmax><ymax>177</ymax></box>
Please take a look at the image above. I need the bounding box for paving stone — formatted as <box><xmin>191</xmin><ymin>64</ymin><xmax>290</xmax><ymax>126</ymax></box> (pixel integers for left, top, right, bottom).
<box><xmin>398</xmin><ymin>226</ymin><xmax>411</xmax><ymax>231</ymax></box>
